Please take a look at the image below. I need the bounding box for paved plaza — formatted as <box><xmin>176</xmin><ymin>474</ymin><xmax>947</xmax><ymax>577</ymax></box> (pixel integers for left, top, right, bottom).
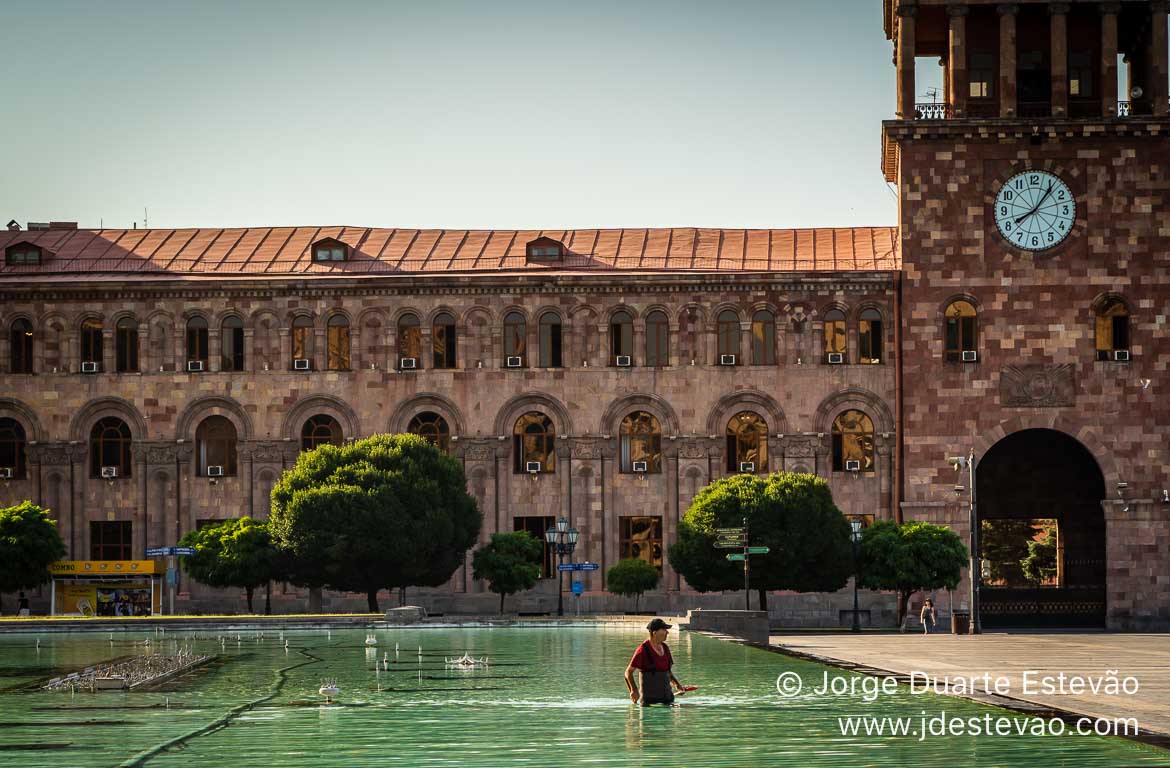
<box><xmin>771</xmin><ymin>632</ymin><xmax>1170</xmax><ymax>738</ymax></box>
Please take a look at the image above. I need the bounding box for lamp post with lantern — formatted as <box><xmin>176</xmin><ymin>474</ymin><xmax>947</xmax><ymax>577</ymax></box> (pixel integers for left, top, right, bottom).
<box><xmin>850</xmin><ymin>518</ymin><xmax>863</xmax><ymax>633</ymax></box>
<box><xmin>545</xmin><ymin>517</ymin><xmax>579</xmax><ymax>617</ymax></box>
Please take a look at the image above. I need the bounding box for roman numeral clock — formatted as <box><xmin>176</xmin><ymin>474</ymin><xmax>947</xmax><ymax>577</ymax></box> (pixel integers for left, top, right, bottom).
<box><xmin>993</xmin><ymin>170</ymin><xmax>1076</xmax><ymax>252</ymax></box>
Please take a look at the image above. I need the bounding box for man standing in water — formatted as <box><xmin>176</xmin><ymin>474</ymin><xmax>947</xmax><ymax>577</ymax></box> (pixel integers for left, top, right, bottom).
<box><xmin>624</xmin><ymin>618</ymin><xmax>686</xmax><ymax>705</ymax></box>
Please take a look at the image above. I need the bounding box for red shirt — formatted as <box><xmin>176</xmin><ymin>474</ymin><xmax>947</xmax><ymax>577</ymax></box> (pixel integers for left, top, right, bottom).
<box><xmin>629</xmin><ymin>639</ymin><xmax>673</xmax><ymax>672</ymax></box>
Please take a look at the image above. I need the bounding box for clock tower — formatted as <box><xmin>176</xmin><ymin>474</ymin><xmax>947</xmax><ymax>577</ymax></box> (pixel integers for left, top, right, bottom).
<box><xmin>884</xmin><ymin>0</ymin><xmax>1170</xmax><ymax>630</ymax></box>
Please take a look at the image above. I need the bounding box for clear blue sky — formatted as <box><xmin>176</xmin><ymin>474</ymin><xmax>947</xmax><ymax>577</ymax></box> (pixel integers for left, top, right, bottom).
<box><xmin>4</xmin><ymin>1</ymin><xmax>922</xmax><ymax>230</ymax></box>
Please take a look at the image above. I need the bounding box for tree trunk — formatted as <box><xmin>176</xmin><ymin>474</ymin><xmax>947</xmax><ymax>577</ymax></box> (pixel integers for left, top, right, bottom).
<box><xmin>499</xmin><ymin>591</ymin><xmax>506</xmax><ymax>615</ymax></box>
<box><xmin>367</xmin><ymin>589</ymin><xmax>380</xmax><ymax>613</ymax></box>
<box><xmin>264</xmin><ymin>581</ymin><xmax>272</xmax><ymax>615</ymax></box>
<box><xmin>399</xmin><ymin>587</ymin><xmax>406</xmax><ymax>607</ymax></box>
<box><xmin>757</xmin><ymin>588</ymin><xmax>768</xmax><ymax>613</ymax></box>
<box><xmin>898</xmin><ymin>590</ymin><xmax>912</xmax><ymax>632</ymax></box>
<box><xmin>308</xmin><ymin>587</ymin><xmax>323</xmax><ymax>613</ymax></box>
<box><xmin>245</xmin><ymin>586</ymin><xmax>254</xmax><ymax>613</ymax></box>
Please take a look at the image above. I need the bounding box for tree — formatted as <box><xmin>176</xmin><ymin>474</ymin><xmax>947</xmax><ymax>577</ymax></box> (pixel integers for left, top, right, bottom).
<box><xmin>606</xmin><ymin>558</ymin><xmax>660</xmax><ymax>612</ymax></box>
<box><xmin>980</xmin><ymin>518</ymin><xmax>1039</xmax><ymax>586</ymax></box>
<box><xmin>179</xmin><ymin>517</ymin><xmax>280</xmax><ymax>614</ymax></box>
<box><xmin>667</xmin><ymin>472</ymin><xmax>852</xmax><ymax>612</ymax></box>
<box><xmin>471</xmin><ymin>532</ymin><xmax>543</xmax><ymax>614</ymax></box>
<box><xmin>268</xmin><ymin>433</ymin><xmax>481</xmax><ymax>613</ymax></box>
<box><xmin>857</xmin><ymin>520</ymin><xmax>969</xmax><ymax>630</ymax></box>
<box><xmin>0</xmin><ymin>502</ymin><xmax>66</xmax><ymax>614</ymax></box>
<box><xmin>1021</xmin><ymin>522</ymin><xmax>1058</xmax><ymax>586</ymax></box>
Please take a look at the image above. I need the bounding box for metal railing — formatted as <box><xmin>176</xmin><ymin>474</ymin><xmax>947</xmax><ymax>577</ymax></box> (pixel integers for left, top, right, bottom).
<box><xmin>913</xmin><ymin>102</ymin><xmax>951</xmax><ymax>120</ymax></box>
<box><xmin>909</xmin><ymin>99</ymin><xmax>1169</xmax><ymax>120</ymax></box>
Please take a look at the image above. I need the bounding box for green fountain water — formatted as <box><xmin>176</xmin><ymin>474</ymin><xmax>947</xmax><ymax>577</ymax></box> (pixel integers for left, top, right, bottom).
<box><xmin>0</xmin><ymin>628</ymin><xmax>1165</xmax><ymax>767</ymax></box>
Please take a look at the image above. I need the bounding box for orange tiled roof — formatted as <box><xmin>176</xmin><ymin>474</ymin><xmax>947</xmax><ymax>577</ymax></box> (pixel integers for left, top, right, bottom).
<box><xmin>0</xmin><ymin>226</ymin><xmax>899</xmax><ymax>278</ymax></box>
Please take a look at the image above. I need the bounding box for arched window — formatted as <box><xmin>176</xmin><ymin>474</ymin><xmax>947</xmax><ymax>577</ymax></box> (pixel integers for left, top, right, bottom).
<box><xmin>0</xmin><ymin>418</ymin><xmax>27</xmax><ymax>479</ymax></box>
<box><xmin>513</xmin><ymin>412</ymin><xmax>555</xmax><ymax>473</ymax></box>
<box><xmin>327</xmin><ymin>314</ymin><xmax>350</xmax><ymax>370</ymax></box>
<box><xmin>751</xmin><ymin>310</ymin><xmax>776</xmax><ymax>365</ymax></box>
<box><xmin>726</xmin><ymin>412</ymin><xmax>767</xmax><ymax>473</ymax></box>
<box><xmin>832</xmin><ymin>410</ymin><xmax>874</xmax><ymax>472</ymax></box>
<box><xmin>944</xmin><ymin>300</ymin><xmax>978</xmax><ymax>362</ymax></box>
<box><xmin>717</xmin><ymin>310</ymin><xmax>740</xmax><ymax>363</ymax></box>
<box><xmin>186</xmin><ymin>317</ymin><xmax>209</xmax><ymax>368</ymax></box>
<box><xmin>1095</xmin><ymin>298</ymin><xmax>1130</xmax><ymax>361</ymax></box>
<box><xmin>397</xmin><ymin>313</ymin><xmax>421</xmax><ymax>367</ymax></box>
<box><xmin>291</xmin><ymin>316</ymin><xmax>314</xmax><ymax>368</ymax></box>
<box><xmin>301</xmin><ymin>414</ymin><xmax>343</xmax><ymax>452</ymax></box>
<box><xmin>80</xmin><ymin>319</ymin><xmax>103</xmax><ymax>368</ymax></box>
<box><xmin>9</xmin><ymin>319</ymin><xmax>33</xmax><ymax>373</ymax></box>
<box><xmin>196</xmin><ymin>416</ymin><xmax>238</xmax><ymax>476</ymax></box>
<box><xmin>645</xmin><ymin>311</ymin><xmax>669</xmax><ymax>367</ymax></box>
<box><xmin>620</xmin><ymin>411</ymin><xmax>662</xmax><ymax>473</ymax></box>
<box><xmin>408</xmin><ymin>411</ymin><xmax>451</xmax><ymax>452</ymax></box>
<box><xmin>823</xmin><ymin>308</ymin><xmax>846</xmax><ymax>362</ymax></box>
<box><xmin>90</xmin><ymin>417</ymin><xmax>132</xmax><ymax>478</ymax></box>
<box><xmin>116</xmin><ymin>317</ymin><xmax>139</xmax><ymax>373</ymax></box>
<box><xmin>858</xmin><ymin>308</ymin><xmax>883</xmax><ymax>364</ymax></box>
<box><xmin>432</xmin><ymin>312</ymin><xmax>456</xmax><ymax>369</ymax></box>
<box><xmin>503</xmin><ymin>311</ymin><xmax>527</xmax><ymax>366</ymax></box>
<box><xmin>538</xmin><ymin>312</ymin><xmax>562</xmax><ymax>368</ymax></box>
<box><xmin>610</xmin><ymin>310</ymin><xmax>633</xmax><ymax>364</ymax></box>
<box><xmin>221</xmin><ymin>316</ymin><xmax>244</xmax><ymax>372</ymax></box>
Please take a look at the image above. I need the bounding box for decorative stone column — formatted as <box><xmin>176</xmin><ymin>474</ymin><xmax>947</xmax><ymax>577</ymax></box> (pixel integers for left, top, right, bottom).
<box><xmin>243</xmin><ymin>327</ymin><xmax>256</xmax><ymax>372</ymax></box>
<box><xmin>896</xmin><ymin>4</ymin><xmax>918</xmax><ymax>119</ymax></box>
<box><xmin>278</xmin><ymin>327</ymin><xmax>291</xmax><ymax>371</ymax></box>
<box><xmin>998</xmin><ymin>4</ymin><xmax>1018</xmax><ymax>117</ymax></box>
<box><xmin>1049</xmin><ymin>3</ymin><xmax>1070</xmax><ymax>117</ymax></box>
<box><xmin>208</xmin><ymin>327</ymin><xmax>221</xmax><ymax>372</ymax></box>
<box><xmin>947</xmin><ymin>4</ymin><xmax>968</xmax><ymax>117</ymax></box>
<box><xmin>101</xmin><ymin>327</ymin><xmax>115</xmax><ymax>373</ymax></box>
<box><xmin>1101</xmin><ymin>2</ymin><xmax>1120</xmax><ymax>117</ymax></box>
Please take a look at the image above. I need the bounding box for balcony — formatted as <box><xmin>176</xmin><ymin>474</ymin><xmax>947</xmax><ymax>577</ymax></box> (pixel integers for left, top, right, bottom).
<box><xmin>910</xmin><ymin>100</ymin><xmax>1168</xmax><ymax>120</ymax></box>
<box><xmin>913</xmin><ymin>102</ymin><xmax>951</xmax><ymax>120</ymax></box>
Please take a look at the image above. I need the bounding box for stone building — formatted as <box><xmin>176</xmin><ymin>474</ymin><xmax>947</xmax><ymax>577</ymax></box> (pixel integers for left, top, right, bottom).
<box><xmin>1</xmin><ymin>0</ymin><xmax>1167</xmax><ymax>628</ymax></box>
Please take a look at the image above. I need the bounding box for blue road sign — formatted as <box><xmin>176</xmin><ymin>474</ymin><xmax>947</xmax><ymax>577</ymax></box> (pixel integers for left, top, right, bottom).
<box><xmin>145</xmin><ymin>547</ymin><xmax>167</xmax><ymax>557</ymax></box>
<box><xmin>558</xmin><ymin>562</ymin><xmax>600</xmax><ymax>572</ymax></box>
<box><xmin>579</xmin><ymin>563</ymin><xmax>600</xmax><ymax>571</ymax></box>
<box><xmin>571</xmin><ymin>580</ymin><xmax>584</xmax><ymax>596</ymax></box>
<box><xmin>557</xmin><ymin>564</ymin><xmax>579</xmax><ymax>572</ymax></box>
<box><xmin>174</xmin><ymin>547</ymin><xmax>197</xmax><ymax>556</ymax></box>
<box><xmin>146</xmin><ymin>546</ymin><xmax>198</xmax><ymax>557</ymax></box>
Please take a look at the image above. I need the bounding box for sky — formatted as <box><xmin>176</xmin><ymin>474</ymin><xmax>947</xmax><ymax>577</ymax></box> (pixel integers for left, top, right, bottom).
<box><xmin>2</xmin><ymin>1</ymin><xmax>926</xmax><ymax>231</ymax></box>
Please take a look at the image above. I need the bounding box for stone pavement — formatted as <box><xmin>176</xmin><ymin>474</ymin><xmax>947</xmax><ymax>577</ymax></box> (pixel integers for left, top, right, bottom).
<box><xmin>770</xmin><ymin>633</ymin><xmax>1170</xmax><ymax>738</ymax></box>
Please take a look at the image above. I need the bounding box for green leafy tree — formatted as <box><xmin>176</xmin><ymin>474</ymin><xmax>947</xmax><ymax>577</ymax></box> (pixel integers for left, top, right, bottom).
<box><xmin>268</xmin><ymin>433</ymin><xmax>481</xmax><ymax>613</ymax></box>
<box><xmin>667</xmin><ymin>473</ymin><xmax>852</xmax><ymax>612</ymax></box>
<box><xmin>471</xmin><ymin>532</ymin><xmax>543</xmax><ymax>614</ymax></box>
<box><xmin>606</xmin><ymin>558</ymin><xmax>660</xmax><ymax>612</ymax></box>
<box><xmin>0</xmin><ymin>502</ymin><xmax>66</xmax><ymax>614</ymax></box>
<box><xmin>179</xmin><ymin>517</ymin><xmax>281</xmax><ymax>614</ymax></box>
<box><xmin>1021</xmin><ymin>522</ymin><xmax>1058</xmax><ymax>586</ymax></box>
<box><xmin>858</xmin><ymin>520</ymin><xmax>969</xmax><ymax>630</ymax></box>
<box><xmin>980</xmin><ymin>519</ymin><xmax>1039</xmax><ymax>586</ymax></box>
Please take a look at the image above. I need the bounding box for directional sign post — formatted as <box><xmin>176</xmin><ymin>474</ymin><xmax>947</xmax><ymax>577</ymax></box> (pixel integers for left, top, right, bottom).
<box><xmin>146</xmin><ymin>546</ymin><xmax>200</xmax><ymax>615</ymax></box>
<box><xmin>557</xmin><ymin>562</ymin><xmax>600</xmax><ymax>573</ymax></box>
<box><xmin>710</xmin><ymin>519</ymin><xmax>769</xmax><ymax>610</ymax></box>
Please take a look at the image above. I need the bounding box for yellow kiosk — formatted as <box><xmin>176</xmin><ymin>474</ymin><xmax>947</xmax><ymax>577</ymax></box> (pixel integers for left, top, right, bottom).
<box><xmin>49</xmin><ymin>560</ymin><xmax>162</xmax><ymax>617</ymax></box>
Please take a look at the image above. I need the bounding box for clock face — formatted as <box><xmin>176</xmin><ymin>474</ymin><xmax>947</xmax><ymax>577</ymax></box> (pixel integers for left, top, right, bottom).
<box><xmin>993</xmin><ymin>170</ymin><xmax>1076</xmax><ymax>251</ymax></box>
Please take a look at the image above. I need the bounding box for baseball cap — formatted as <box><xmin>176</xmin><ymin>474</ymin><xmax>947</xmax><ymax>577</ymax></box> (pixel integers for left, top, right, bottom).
<box><xmin>646</xmin><ymin>618</ymin><xmax>672</xmax><ymax>632</ymax></box>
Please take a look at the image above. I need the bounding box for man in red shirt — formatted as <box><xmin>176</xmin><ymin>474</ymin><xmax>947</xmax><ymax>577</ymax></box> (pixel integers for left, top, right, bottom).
<box><xmin>624</xmin><ymin>618</ymin><xmax>686</xmax><ymax>705</ymax></box>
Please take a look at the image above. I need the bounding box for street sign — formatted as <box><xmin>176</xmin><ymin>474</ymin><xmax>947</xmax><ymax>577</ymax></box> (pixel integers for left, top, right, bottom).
<box><xmin>714</xmin><ymin>542</ymin><xmax>744</xmax><ymax>549</ymax></box>
<box><xmin>145</xmin><ymin>547</ymin><xmax>167</xmax><ymax>557</ymax></box>
<box><xmin>715</xmin><ymin>528</ymin><xmax>745</xmax><ymax>534</ymax></box>
<box><xmin>579</xmin><ymin>563</ymin><xmax>599</xmax><ymax>571</ymax></box>
<box><xmin>557</xmin><ymin>564</ymin><xmax>578</xmax><ymax>572</ymax></box>
<box><xmin>571</xmin><ymin>580</ymin><xmax>584</xmax><ymax>596</ymax></box>
<box><xmin>174</xmin><ymin>547</ymin><xmax>197</xmax><ymax>556</ymax></box>
<box><xmin>725</xmin><ymin>554</ymin><xmax>747</xmax><ymax>561</ymax></box>
<box><xmin>558</xmin><ymin>562</ymin><xmax>600</xmax><ymax>572</ymax></box>
<box><xmin>146</xmin><ymin>546</ymin><xmax>198</xmax><ymax>557</ymax></box>
<box><xmin>745</xmin><ymin>547</ymin><xmax>770</xmax><ymax>554</ymax></box>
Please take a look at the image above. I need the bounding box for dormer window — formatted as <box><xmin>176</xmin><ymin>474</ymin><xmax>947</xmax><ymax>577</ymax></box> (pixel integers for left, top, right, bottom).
<box><xmin>5</xmin><ymin>243</ymin><xmax>42</xmax><ymax>265</ymax></box>
<box><xmin>525</xmin><ymin>237</ymin><xmax>564</xmax><ymax>262</ymax></box>
<box><xmin>312</xmin><ymin>239</ymin><xmax>348</xmax><ymax>262</ymax></box>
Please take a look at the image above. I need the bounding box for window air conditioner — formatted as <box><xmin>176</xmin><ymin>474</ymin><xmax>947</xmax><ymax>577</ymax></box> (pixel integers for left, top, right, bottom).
<box><xmin>206</xmin><ymin>465</ymin><xmax>224</xmax><ymax>477</ymax></box>
<box><xmin>101</xmin><ymin>466</ymin><xmax>118</xmax><ymax>479</ymax></box>
<box><xmin>827</xmin><ymin>352</ymin><xmax>845</xmax><ymax>364</ymax></box>
<box><xmin>961</xmin><ymin>350</ymin><xmax>978</xmax><ymax>363</ymax></box>
<box><xmin>0</xmin><ymin>468</ymin><xmax>12</xmax><ymax>479</ymax></box>
<box><xmin>739</xmin><ymin>461</ymin><xmax>755</xmax><ymax>473</ymax></box>
<box><xmin>187</xmin><ymin>360</ymin><xmax>204</xmax><ymax>372</ymax></box>
<box><xmin>720</xmin><ymin>354</ymin><xmax>736</xmax><ymax>366</ymax></box>
<box><xmin>632</xmin><ymin>461</ymin><xmax>648</xmax><ymax>473</ymax></box>
<box><xmin>293</xmin><ymin>358</ymin><xmax>311</xmax><ymax>370</ymax></box>
<box><xmin>506</xmin><ymin>356</ymin><xmax>523</xmax><ymax>368</ymax></box>
<box><xmin>81</xmin><ymin>361</ymin><xmax>99</xmax><ymax>374</ymax></box>
<box><xmin>400</xmin><ymin>357</ymin><xmax>417</xmax><ymax>369</ymax></box>
<box><xmin>526</xmin><ymin>461</ymin><xmax>542</xmax><ymax>473</ymax></box>
<box><xmin>615</xmin><ymin>355</ymin><xmax>632</xmax><ymax>367</ymax></box>
<box><xmin>845</xmin><ymin>460</ymin><xmax>862</xmax><ymax>472</ymax></box>
<box><xmin>1112</xmin><ymin>350</ymin><xmax>1130</xmax><ymax>362</ymax></box>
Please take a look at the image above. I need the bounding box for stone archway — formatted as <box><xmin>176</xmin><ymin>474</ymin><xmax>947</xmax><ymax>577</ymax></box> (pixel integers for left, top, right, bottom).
<box><xmin>976</xmin><ymin>428</ymin><xmax>1106</xmax><ymax>628</ymax></box>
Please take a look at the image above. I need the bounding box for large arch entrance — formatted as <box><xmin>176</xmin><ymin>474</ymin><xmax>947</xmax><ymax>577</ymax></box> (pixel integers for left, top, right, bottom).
<box><xmin>976</xmin><ymin>428</ymin><xmax>1106</xmax><ymax>629</ymax></box>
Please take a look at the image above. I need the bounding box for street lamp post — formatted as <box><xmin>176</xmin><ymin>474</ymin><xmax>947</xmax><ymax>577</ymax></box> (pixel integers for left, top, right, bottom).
<box><xmin>947</xmin><ymin>449</ymin><xmax>981</xmax><ymax>635</ymax></box>
<box><xmin>850</xmin><ymin>519</ymin><xmax>863</xmax><ymax>633</ymax></box>
<box><xmin>545</xmin><ymin>517</ymin><xmax>579</xmax><ymax>617</ymax></box>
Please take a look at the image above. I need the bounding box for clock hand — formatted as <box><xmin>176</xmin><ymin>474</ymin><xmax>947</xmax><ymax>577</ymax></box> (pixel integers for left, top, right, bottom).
<box><xmin>1015</xmin><ymin>183</ymin><xmax>1054</xmax><ymax>225</ymax></box>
